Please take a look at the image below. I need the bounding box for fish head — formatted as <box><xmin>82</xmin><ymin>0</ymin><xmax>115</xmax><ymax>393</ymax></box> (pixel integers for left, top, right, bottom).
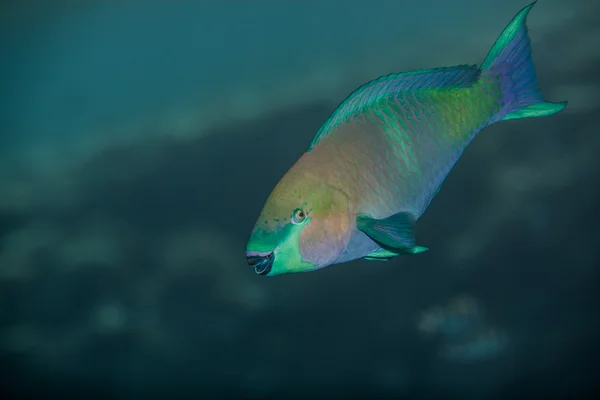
<box><xmin>246</xmin><ymin>168</ymin><xmax>350</xmax><ymax>276</ymax></box>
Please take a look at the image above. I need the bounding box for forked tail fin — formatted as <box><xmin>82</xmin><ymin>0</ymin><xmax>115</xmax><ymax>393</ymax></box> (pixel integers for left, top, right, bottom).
<box><xmin>481</xmin><ymin>1</ymin><xmax>567</xmax><ymax>121</ymax></box>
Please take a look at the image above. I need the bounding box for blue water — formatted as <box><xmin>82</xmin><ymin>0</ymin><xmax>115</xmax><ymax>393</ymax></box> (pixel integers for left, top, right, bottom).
<box><xmin>0</xmin><ymin>0</ymin><xmax>578</xmax><ymax>171</ymax></box>
<box><xmin>1</xmin><ymin>1</ymin><xmax>599</xmax><ymax>397</ymax></box>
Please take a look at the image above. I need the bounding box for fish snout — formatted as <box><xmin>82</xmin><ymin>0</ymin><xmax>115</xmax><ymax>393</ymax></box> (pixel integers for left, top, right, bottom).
<box><xmin>246</xmin><ymin>251</ymin><xmax>274</xmax><ymax>275</ymax></box>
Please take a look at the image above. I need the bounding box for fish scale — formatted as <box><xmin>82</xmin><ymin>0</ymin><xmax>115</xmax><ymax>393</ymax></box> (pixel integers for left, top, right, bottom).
<box><xmin>325</xmin><ymin>81</ymin><xmax>493</xmax><ymax>218</ymax></box>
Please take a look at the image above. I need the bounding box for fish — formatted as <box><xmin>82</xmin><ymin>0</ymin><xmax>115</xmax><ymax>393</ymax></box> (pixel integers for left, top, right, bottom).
<box><xmin>245</xmin><ymin>1</ymin><xmax>567</xmax><ymax>276</ymax></box>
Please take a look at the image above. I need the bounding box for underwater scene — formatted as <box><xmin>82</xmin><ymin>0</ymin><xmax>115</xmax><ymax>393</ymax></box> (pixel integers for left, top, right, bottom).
<box><xmin>1</xmin><ymin>0</ymin><xmax>599</xmax><ymax>398</ymax></box>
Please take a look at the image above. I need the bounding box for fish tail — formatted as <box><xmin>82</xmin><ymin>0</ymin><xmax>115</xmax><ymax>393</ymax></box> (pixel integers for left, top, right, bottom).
<box><xmin>480</xmin><ymin>1</ymin><xmax>567</xmax><ymax>121</ymax></box>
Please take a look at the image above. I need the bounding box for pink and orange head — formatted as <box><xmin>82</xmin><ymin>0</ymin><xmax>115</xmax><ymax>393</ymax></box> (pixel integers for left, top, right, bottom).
<box><xmin>245</xmin><ymin>160</ymin><xmax>351</xmax><ymax>276</ymax></box>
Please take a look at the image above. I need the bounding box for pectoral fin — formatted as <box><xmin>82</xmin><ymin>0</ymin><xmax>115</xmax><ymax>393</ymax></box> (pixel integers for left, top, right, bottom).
<box><xmin>357</xmin><ymin>211</ymin><xmax>417</xmax><ymax>250</ymax></box>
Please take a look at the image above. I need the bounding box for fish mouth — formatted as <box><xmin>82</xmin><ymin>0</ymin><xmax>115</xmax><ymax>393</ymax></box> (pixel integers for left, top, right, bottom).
<box><xmin>246</xmin><ymin>251</ymin><xmax>274</xmax><ymax>275</ymax></box>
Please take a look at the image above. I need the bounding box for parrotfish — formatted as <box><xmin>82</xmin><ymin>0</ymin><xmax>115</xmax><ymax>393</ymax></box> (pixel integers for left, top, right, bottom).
<box><xmin>246</xmin><ymin>1</ymin><xmax>567</xmax><ymax>276</ymax></box>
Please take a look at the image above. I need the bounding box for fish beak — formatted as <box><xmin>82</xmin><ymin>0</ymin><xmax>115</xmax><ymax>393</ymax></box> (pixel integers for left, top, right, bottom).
<box><xmin>246</xmin><ymin>252</ymin><xmax>274</xmax><ymax>275</ymax></box>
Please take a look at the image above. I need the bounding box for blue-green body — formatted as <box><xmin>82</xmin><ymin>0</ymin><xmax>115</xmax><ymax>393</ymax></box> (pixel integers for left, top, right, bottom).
<box><xmin>246</xmin><ymin>2</ymin><xmax>567</xmax><ymax>276</ymax></box>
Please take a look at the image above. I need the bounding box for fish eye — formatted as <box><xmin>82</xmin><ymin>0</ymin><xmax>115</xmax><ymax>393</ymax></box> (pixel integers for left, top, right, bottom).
<box><xmin>292</xmin><ymin>208</ymin><xmax>307</xmax><ymax>224</ymax></box>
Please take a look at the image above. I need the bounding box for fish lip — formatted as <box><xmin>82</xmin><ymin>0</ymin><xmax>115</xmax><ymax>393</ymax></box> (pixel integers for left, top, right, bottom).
<box><xmin>246</xmin><ymin>251</ymin><xmax>274</xmax><ymax>276</ymax></box>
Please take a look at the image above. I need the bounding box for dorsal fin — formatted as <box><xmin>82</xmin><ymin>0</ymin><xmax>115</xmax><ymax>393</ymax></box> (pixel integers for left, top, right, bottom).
<box><xmin>308</xmin><ymin>65</ymin><xmax>480</xmax><ymax>150</ymax></box>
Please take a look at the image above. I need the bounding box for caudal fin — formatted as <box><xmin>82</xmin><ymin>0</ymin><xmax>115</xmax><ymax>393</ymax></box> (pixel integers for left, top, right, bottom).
<box><xmin>481</xmin><ymin>1</ymin><xmax>567</xmax><ymax>121</ymax></box>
